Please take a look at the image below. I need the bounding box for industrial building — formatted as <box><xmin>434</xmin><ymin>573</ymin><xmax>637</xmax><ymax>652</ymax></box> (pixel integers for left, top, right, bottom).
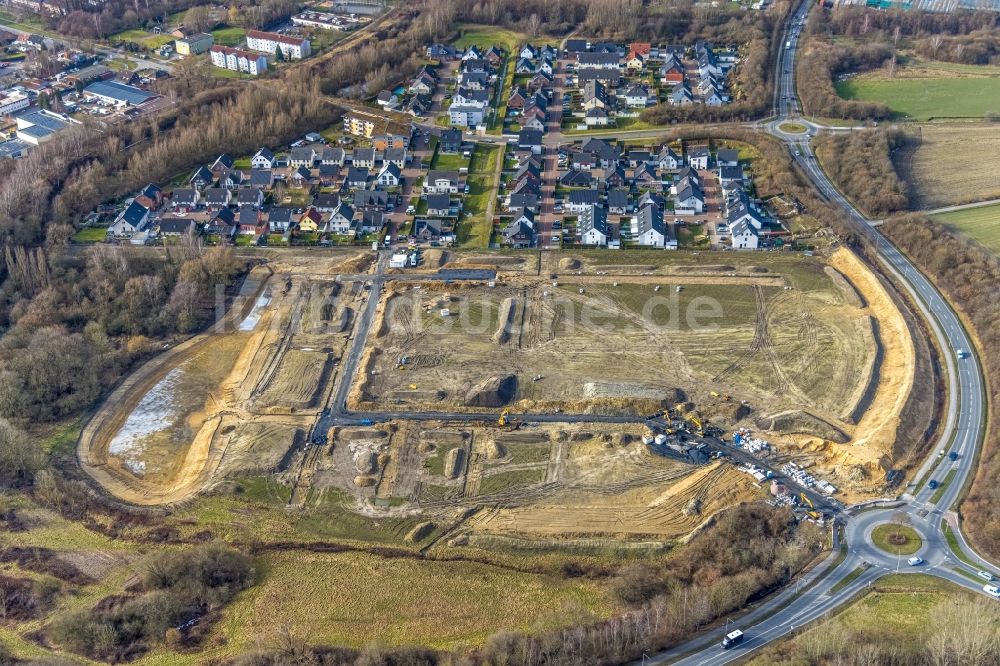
<box><xmin>83</xmin><ymin>80</ymin><xmax>158</xmax><ymax>108</ymax></box>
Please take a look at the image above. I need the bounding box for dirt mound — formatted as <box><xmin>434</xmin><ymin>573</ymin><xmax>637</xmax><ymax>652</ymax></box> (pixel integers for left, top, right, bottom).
<box><xmin>559</xmin><ymin>257</ymin><xmax>581</xmax><ymax>270</ymax></box>
<box><xmin>757</xmin><ymin>410</ymin><xmax>849</xmax><ymax>443</ymax></box>
<box><xmin>354</xmin><ymin>475</ymin><xmax>376</xmax><ymax>487</ymax></box>
<box><xmin>824</xmin><ymin>266</ymin><xmax>865</xmax><ymax>308</ymax></box>
<box><xmin>445</xmin><ymin>447</ymin><xmax>466</xmax><ymax>478</ymax></box>
<box><xmin>482</xmin><ymin>440</ymin><xmax>505</xmax><ymax>459</ymax></box>
<box><xmin>423</xmin><ymin>249</ymin><xmax>447</xmax><ymax>268</ymax></box>
<box><xmin>492</xmin><ymin>297</ymin><xmax>518</xmax><ymax>344</ymax></box>
<box><xmin>354</xmin><ymin>450</ymin><xmax>377</xmax><ymax>474</ymax></box>
<box><xmin>705</xmin><ymin>402</ymin><xmax>753</xmax><ymax>427</ymax></box>
<box><xmin>465</xmin><ymin>374</ymin><xmax>518</xmax><ymax>407</ymax></box>
<box><xmin>583</xmin><ymin>382</ymin><xmax>683</xmax><ymax>403</ymax></box>
<box><xmin>405</xmin><ymin>521</ymin><xmax>435</xmax><ymax>543</ymax></box>
<box><xmin>748</xmin><ymin>266</ymin><xmax>769</xmax><ymax>274</ymax></box>
<box><xmin>419</xmin><ymin>430</ymin><xmax>467</xmax><ymax>446</ymax></box>
<box><xmin>675</xmin><ymin>264</ymin><xmax>735</xmax><ymax>273</ymax></box>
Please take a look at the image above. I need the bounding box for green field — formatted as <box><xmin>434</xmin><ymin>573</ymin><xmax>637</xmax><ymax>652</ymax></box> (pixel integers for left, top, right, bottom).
<box><xmin>71</xmin><ymin>226</ymin><xmax>108</xmax><ymax>243</ymax></box>
<box><xmin>930</xmin><ymin>203</ymin><xmax>1000</xmax><ymax>255</ymax></box>
<box><xmin>836</xmin><ymin>77</ymin><xmax>1000</xmax><ymax>120</ymax></box>
<box><xmin>457</xmin><ymin>144</ymin><xmax>501</xmax><ymax>248</ymax></box>
<box><xmin>211</xmin><ymin>26</ymin><xmax>247</xmax><ymax>47</ymax></box>
<box><xmin>871</xmin><ymin>523</ymin><xmax>922</xmax><ymax>556</ymax></box>
<box><xmin>453</xmin><ymin>24</ymin><xmax>526</xmax><ymax>53</ymax></box>
<box><xmin>110</xmin><ymin>29</ymin><xmax>175</xmax><ymax>50</ymax></box>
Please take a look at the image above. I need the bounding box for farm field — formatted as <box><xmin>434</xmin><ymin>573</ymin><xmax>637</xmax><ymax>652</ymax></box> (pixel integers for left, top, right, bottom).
<box><xmin>898</xmin><ymin>124</ymin><xmax>1000</xmax><ymax>209</ymax></box>
<box><xmin>747</xmin><ymin>575</ymin><xmax>995</xmax><ymax>664</ymax></box>
<box><xmin>835</xmin><ymin>57</ymin><xmax>1000</xmax><ymax>121</ymax></box>
<box><xmin>930</xmin><ymin>203</ymin><xmax>1000</xmax><ymax>254</ymax></box>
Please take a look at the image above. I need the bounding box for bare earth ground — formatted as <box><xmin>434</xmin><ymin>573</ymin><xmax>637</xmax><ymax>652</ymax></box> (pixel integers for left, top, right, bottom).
<box><xmin>78</xmin><ymin>246</ymin><xmax>917</xmax><ymax>543</ymax></box>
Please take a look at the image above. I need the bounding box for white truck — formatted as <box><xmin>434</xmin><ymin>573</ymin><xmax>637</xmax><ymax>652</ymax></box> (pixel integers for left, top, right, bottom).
<box><xmin>721</xmin><ymin>629</ymin><xmax>744</xmax><ymax>649</ymax></box>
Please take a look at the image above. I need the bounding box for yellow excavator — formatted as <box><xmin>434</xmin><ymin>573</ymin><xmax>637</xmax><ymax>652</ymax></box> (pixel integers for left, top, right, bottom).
<box><xmin>686</xmin><ymin>415</ymin><xmax>705</xmax><ymax>437</ymax></box>
<box><xmin>498</xmin><ymin>408</ymin><xmax>509</xmax><ymax>427</ymax></box>
<box><xmin>800</xmin><ymin>492</ymin><xmax>822</xmax><ymax>520</ymax></box>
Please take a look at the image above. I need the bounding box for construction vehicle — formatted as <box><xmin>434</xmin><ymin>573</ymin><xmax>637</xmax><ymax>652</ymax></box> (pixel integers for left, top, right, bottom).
<box><xmin>498</xmin><ymin>408</ymin><xmax>509</xmax><ymax>427</ymax></box>
<box><xmin>686</xmin><ymin>415</ymin><xmax>705</xmax><ymax>437</ymax></box>
<box><xmin>800</xmin><ymin>492</ymin><xmax>822</xmax><ymax>520</ymax></box>
<box><xmin>497</xmin><ymin>408</ymin><xmax>522</xmax><ymax>430</ymax></box>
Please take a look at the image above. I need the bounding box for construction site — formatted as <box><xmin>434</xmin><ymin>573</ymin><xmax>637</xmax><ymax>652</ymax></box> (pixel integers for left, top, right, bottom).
<box><xmin>78</xmin><ymin>245</ymin><xmax>931</xmax><ymax>546</ymax></box>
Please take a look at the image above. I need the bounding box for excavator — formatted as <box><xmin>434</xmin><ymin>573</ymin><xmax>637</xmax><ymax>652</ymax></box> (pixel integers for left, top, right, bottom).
<box><xmin>800</xmin><ymin>492</ymin><xmax>823</xmax><ymax>520</ymax></box>
<box><xmin>497</xmin><ymin>408</ymin><xmax>521</xmax><ymax>430</ymax></box>
<box><xmin>686</xmin><ymin>415</ymin><xmax>705</xmax><ymax>437</ymax></box>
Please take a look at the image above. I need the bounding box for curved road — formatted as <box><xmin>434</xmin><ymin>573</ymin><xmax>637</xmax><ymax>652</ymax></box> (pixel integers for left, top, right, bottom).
<box><xmin>651</xmin><ymin>1</ymin><xmax>994</xmax><ymax>662</ymax></box>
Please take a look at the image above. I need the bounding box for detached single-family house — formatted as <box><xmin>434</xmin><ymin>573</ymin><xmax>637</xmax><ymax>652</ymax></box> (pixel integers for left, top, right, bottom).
<box><xmin>439</xmin><ymin>128</ymin><xmax>462</xmax><ymax>154</ymax></box>
<box><xmin>579</xmin><ymin>204</ymin><xmax>609</xmax><ymax>247</ymax></box>
<box><xmin>109</xmin><ymin>200</ymin><xmax>150</xmax><ymax>237</ymax></box>
<box><xmin>298</xmin><ymin>208</ymin><xmax>323</xmax><ymax>233</ymax></box>
<box><xmin>352</xmin><ymin>147</ymin><xmax>376</xmax><ymax>169</ymax></box>
<box><xmin>327</xmin><ymin>202</ymin><xmax>355</xmax><ymax>234</ymax></box>
<box><xmin>345</xmin><ymin>167</ymin><xmax>369</xmax><ymax>190</ymax></box>
<box><xmin>566</xmin><ymin>188</ymin><xmax>601</xmax><ymax>213</ymax></box>
<box><xmin>424</xmin><ymin>170</ymin><xmax>461</xmax><ymax>194</ymax></box>
<box><xmin>622</xmin><ymin>84</ymin><xmax>651</xmax><ymax>108</ymax></box>
<box><xmin>250</xmin><ymin>148</ymin><xmax>276</xmax><ymax>170</ymax></box>
<box><xmin>189</xmin><ymin>166</ymin><xmax>214</xmax><ymax>190</ymax></box>
<box><xmin>426</xmin><ymin>193</ymin><xmax>452</xmax><ymax>217</ymax></box>
<box><xmin>731</xmin><ymin>219</ymin><xmax>759</xmax><ymax>249</ymax></box>
<box><xmin>158</xmin><ymin>218</ymin><xmax>195</xmax><ymax>237</ymax></box>
<box><xmin>635</xmin><ymin>202</ymin><xmax>674</xmax><ymax>249</ymax></box>
<box><xmin>585</xmin><ymin>107</ymin><xmax>611</xmax><ymax>126</ymax></box>
<box><xmin>607</xmin><ymin>188</ymin><xmax>631</xmax><ymax>215</ymax></box>
<box><xmin>717</xmin><ymin>148</ymin><xmax>740</xmax><ymax>167</ymax></box>
<box><xmin>688</xmin><ymin>147</ymin><xmax>710</xmax><ymax>170</ymax></box>
<box><xmin>657</xmin><ymin>146</ymin><xmax>682</xmax><ymax>171</ymax></box>
<box><xmin>377</xmin><ymin>162</ymin><xmax>402</xmax><ymax>187</ymax></box>
<box><xmin>268</xmin><ymin>206</ymin><xmax>294</xmax><ymax>232</ymax></box>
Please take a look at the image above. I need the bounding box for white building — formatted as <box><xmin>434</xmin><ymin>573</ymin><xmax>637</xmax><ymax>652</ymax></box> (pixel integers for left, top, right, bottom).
<box><xmin>291</xmin><ymin>11</ymin><xmax>363</xmax><ymax>31</ymax></box>
<box><xmin>245</xmin><ymin>30</ymin><xmax>311</xmax><ymax>60</ymax></box>
<box><xmin>731</xmin><ymin>219</ymin><xmax>759</xmax><ymax>249</ymax></box>
<box><xmin>210</xmin><ymin>46</ymin><xmax>268</xmax><ymax>76</ymax></box>
<box><xmin>0</xmin><ymin>92</ymin><xmax>29</xmax><ymax>116</ymax></box>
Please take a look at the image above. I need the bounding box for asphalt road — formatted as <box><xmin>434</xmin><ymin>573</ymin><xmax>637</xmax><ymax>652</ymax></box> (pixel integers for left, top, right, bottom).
<box><xmin>310</xmin><ymin>3</ymin><xmax>994</xmax><ymax>661</ymax></box>
<box><xmin>647</xmin><ymin>1</ymin><xmax>995</xmax><ymax>661</ymax></box>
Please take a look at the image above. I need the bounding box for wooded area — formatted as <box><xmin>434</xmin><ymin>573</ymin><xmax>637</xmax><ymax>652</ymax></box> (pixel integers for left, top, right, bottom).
<box><xmin>815</xmin><ymin>129</ymin><xmax>911</xmax><ymax>215</ymax></box>
<box><xmin>882</xmin><ymin>215</ymin><xmax>1000</xmax><ymax>560</ymax></box>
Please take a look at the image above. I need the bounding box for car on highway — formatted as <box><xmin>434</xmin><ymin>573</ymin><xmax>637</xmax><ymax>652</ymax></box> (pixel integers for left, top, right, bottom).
<box><xmin>907</xmin><ymin>556</ymin><xmax>923</xmax><ymax>566</ymax></box>
<box><xmin>949</xmin><ymin>451</ymin><xmax>959</xmax><ymax>461</ymax></box>
<box><xmin>956</xmin><ymin>348</ymin><xmax>969</xmax><ymax>359</ymax></box>
<box><xmin>984</xmin><ymin>583</ymin><xmax>1000</xmax><ymax>598</ymax></box>
<box><xmin>721</xmin><ymin>629</ymin><xmax>744</xmax><ymax>649</ymax></box>
<box><xmin>928</xmin><ymin>479</ymin><xmax>940</xmax><ymax>490</ymax></box>
<box><xmin>978</xmin><ymin>571</ymin><xmax>995</xmax><ymax>582</ymax></box>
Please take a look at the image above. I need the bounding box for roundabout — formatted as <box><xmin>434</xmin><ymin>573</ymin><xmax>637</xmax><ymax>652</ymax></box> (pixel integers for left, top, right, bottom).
<box><xmin>871</xmin><ymin>523</ymin><xmax>923</xmax><ymax>556</ymax></box>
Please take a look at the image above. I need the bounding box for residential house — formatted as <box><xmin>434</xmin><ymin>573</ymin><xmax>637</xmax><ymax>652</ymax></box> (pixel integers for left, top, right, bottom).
<box><xmin>424</xmin><ymin>171</ymin><xmax>461</xmax><ymax>194</ymax></box>
<box><xmin>377</xmin><ymin>162</ymin><xmax>402</xmax><ymax>187</ymax></box>
<box><xmin>217</xmin><ymin>169</ymin><xmax>244</xmax><ymax>189</ymax></box>
<box><xmin>673</xmin><ymin>177</ymin><xmax>704</xmax><ymax>215</ymax></box>
<box><xmin>576</xmin><ymin>68</ymin><xmax>622</xmax><ymax>88</ymax></box>
<box><xmin>502</xmin><ymin>211</ymin><xmax>535</xmax><ymax>248</ymax></box>
<box><xmin>158</xmin><ymin>218</ymin><xmax>195</xmax><ymax>237</ymax></box>
<box><xmin>211</xmin><ymin>154</ymin><xmax>235</xmax><ymax>175</ymax></box>
<box><xmin>376</xmin><ymin>90</ymin><xmax>400</xmax><ymax>110</ymax></box>
<box><xmin>717</xmin><ymin>148</ymin><xmax>739</xmax><ymax>167</ymax></box>
<box><xmin>566</xmin><ymin>188</ymin><xmax>600</xmax><ymax>213</ymax></box>
<box><xmin>405</xmin><ymin>93</ymin><xmax>433</xmax><ymax>117</ymax></box>
<box><xmin>519</xmin><ymin>44</ymin><xmax>539</xmax><ymax>60</ymax></box>
<box><xmin>669</xmin><ymin>84</ymin><xmax>694</xmax><ymax>106</ymax></box>
<box><xmin>327</xmin><ymin>202</ymin><xmax>355</xmax><ymax>234</ymax></box>
<box><xmin>268</xmin><ymin>207</ymin><xmax>293</xmax><ymax>232</ymax></box>
<box><xmin>344</xmin><ymin>167</ymin><xmax>369</xmax><ymax>189</ymax></box>
<box><xmin>426</xmin><ymin>43</ymin><xmax>460</xmax><ymax>60</ymax></box>
<box><xmin>383</xmin><ymin>147</ymin><xmax>407</xmax><ymax>168</ymax></box>
<box><xmin>633</xmin><ymin>163</ymin><xmax>660</xmax><ymax>190</ymax></box>
<box><xmin>521</xmin><ymin>113</ymin><xmax>546</xmax><ymax>133</ymax></box>
<box><xmin>537</xmin><ymin>58</ymin><xmax>554</xmax><ymax>77</ymax></box>
<box><xmin>660</xmin><ymin>55</ymin><xmax>685</xmax><ymax>85</ymax></box>
<box><xmin>718</xmin><ymin>165</ymin><xmax>743</xmax><ymax>187</ymax></box>
<box><xmin>409</xmin><ymin>68</ymin><xmax>437</xmax><ymax>94</ymax></box>
<box><xmin>508</xmin><ymin>87</ymin><xmax>529</xmax><ymax>110</ymax></box>
<box><xmin>355</xmin><ymin>190</ymin><xmax>391</xmax><ymax>212</ymax></box>
<box><xmin>507</xmin><ymin>191</ymin><xmax>539</xmax><ymax>213</ymax></box>
<box><xmin>607</xmin><ymin>188</ymin><xmax>631</xmax><ymax>215</ymax></box>
<box><xmin>204</xmin><ymin>188</ymin><xmax>232</xmax><ymax>210</ymax></box>
<box><xmin>290</xmin><ymin>166</ymin><xmax>313</xmax><ymax>187</ymax></box>
<box><xmin>515</xmin><ymin>57</ymin><xmax>534</xmax><ymax>74</ymax></box>
<box><xmin>289</xmin><ymin>146</ymin><xmax>317</xmax><ymax>167</ymax></box>
<box><xmin>414</xmin><ymin>217</ymin><xmax>445</xmax><ymax>243</ymax></box>
<box><xmin>528</xmin><ymin>71</ymin><xmax>552</xmax><ymax>91</ymax></box>
<box><xmin>318</xmin><ymin>163</ymin><xmax>340</xmax><ymax>187</ymax></box>
<box><xmin>459</xmin><ymin>70</ymin><xmax>490</xmax><ymax>90</ymax></box>
<box><xmin>321</xmin><ymin>146</ymin><xmax>346</xmax><ymax>166</ymax></box>
<box><xmin>583</xmin><ymin>80</ymin><xmax>608</xmax><ymax>110</ymax></box>
<box><xmin>622</xmin><ymin>84</ymin><xmax>651</xmax><ymax>108</ymax></box>
<box><xmin>189</xmin><ymin>166</ymin><xmax>214</xmax><ymax>190</ymax></box>
<box><xmin>135</xmin><ymin>183</ymin><xmax>164</xmax><ymax>210</ymax></box>
<box><xmin>657</xmin><ymin>146</ymin><xmax>682</xmax><ymax>171</ymax></box>
<box><xmin>635</xmin><ymin>202</ymin><xmax>673</xmax><ymax>248</ymax></box>
<box><xmin>585</xmin><ymin>107</ymin><xmax>611</xmax><ymax>126</ymax></box>
<box><xmin>313</xmin><ymin>193</ymin><xmax>341</xmax><ymax>212</ymax></box>
<box><xmin>205</xmin><ymin>208</ymin><xmax>236</xmax><ymax>239</ymax></box>
<box><xmin>577</xmin><ymin>52</ymin><xmax>620</xmax><ymax>69</ymax></box>
<box><xmin>731</xmin><ymin>219</ymin><xmax>759</xmax><ymax>249</ymax></box>
<box><xmin>109</xmin><ymin>200</ymin><xmax>150</xmax><ymax>237</ymax></box>
<box><xmin>250</xmin><ymin>169</ymin><xmax>274</xmax><ymax>190</ymax></box>
<box><xmin>560</xmin><ymin>170</ymin><xmax>593</xmax><ymax>188</ymax></box>
<box><xmin>237</xmin><ymin>188</ymin><xmax>264</xmax><ymax>209</ymax></box>
<box><xmin>439</xmin><ymin>128</ymin><xmax>462</xmax><ymax>154</ymax></box>
<box><xmin>172</xmin><ymin>189</ymin><xmax>199</xmax><ymax>211</ymax></box>
<box><xmin>580</xmin><ymin>138</ymin><xmax>619</xmax><ymax>168</ymax></box>
<box><xmin>237</xmin><ymin>206</ymin><xmax>265</xmax><ymax>236</ymax></box>
<box><xmin>359</xmin><ymin>210</ymin><xmax>384</xmax><ymax>234</ymax></box>
<box><xmin>251</xmin><ymin>147</ymin><xmax>276</xmax><ymax>169</ymax></box>
<box><xmin>603</xmin><ymin>165</ymin><xmax>626</xmax><ymax>189</ymax></box>
<box><xmin>579</xmin><ymin>204</ymin><xmax>609</xmax><ymax>246</ymax></box>
<box><xmin>426</xmin><ymin>193</ymin><xmax>452</xmax><ymax>217</ymax></box>
<box><xmin>351</xmin><ymin>147</ymin><xmax>376</xmax><ymax>169</ymax></box>
<box><xmin>627</xmin><ymin>150</ymin><xmax>652</xmax><ymax>167</ymax></box>
<box><xmin>518</xmin><ymin>129</ymin><xmax>543</xmax><ymax>155</ymax></box>
<box><xmin>298</xmin><ymin>208</ymin><xmax>323</xmax><ymax>233</ymax></box>
<box><xmin>449</xmin><ymin>104</ymin><xmax>485</xmax><ymax>129</ymax></box>
<box><xmin>687</xmin><ymin>147</ymin><xmax>710</xmax><ymax>170</ymax></box>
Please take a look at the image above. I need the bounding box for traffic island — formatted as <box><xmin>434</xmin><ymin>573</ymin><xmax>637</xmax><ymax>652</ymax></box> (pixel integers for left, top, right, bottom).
<box><xmin>778</xmin><ymin>122</ymin><xmax>807</xmax><ymax>134</ymax></box>
<box><xmin>872</xmin><ymin>523</ymin><xmax>923</xmax><ymax>556</ymax></box>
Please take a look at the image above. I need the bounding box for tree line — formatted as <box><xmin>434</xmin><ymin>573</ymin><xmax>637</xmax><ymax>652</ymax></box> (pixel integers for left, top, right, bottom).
<box><xmin>881</xmin><ymin>215</ymin><xmax>1000</xmax><ymax>561</ymax></box>
<box><xmin>795</xmin><ymin>34</ymin><xmax>893</xmax><ymax>120</ymax></box>
<box><xmin>814</xmin><ymin>129</ymin><xmax>911</xmax><ymax>216</ymax></box>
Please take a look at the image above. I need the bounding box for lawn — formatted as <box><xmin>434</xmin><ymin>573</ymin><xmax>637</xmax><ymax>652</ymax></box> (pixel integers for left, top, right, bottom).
<box><xmin>930</xmin><ymin>203</ymin><xmax>1000</xmax><ymax>255</ymax></box>
<box><xmin>212</xmin><ymin>550</ymin><xmax>616</xmax><ymax>653</ymax></box>
<box><xmin>71</xmin><ymin>226</ymin><xmax>108</xmax><ymax>242</ymax></box>
<box><xmin>110</xmin><ymin>29</ymin><xmax>175</xmax><ymax>50</ymax></box>
<box><xmin>431</xmin><ymin>151</ymin><xmax>470</xmax><ymax>171</ymax></box>
<box><xmin>457</xmin><ymin>144</ymin><xmax>501</xmax><ymax>248</ymax></box>
<box><xmin>211</xmin><ymin>25</ymin><xmax>247</xmax><ymax>47</ymax></box>
<box><xmin>871</xmin><ymin>523</ymin><xmax>922</xmax><ymax>556</ymax></box>
<box><xmin>453</xmin><ymin>24</ymin><xmax>526</xmax><ymax>53</ymax></box>
<box><xmin>835</xmin><ymin>76</ymin><xmax>1000</xmax><ymax>120</ymax></box>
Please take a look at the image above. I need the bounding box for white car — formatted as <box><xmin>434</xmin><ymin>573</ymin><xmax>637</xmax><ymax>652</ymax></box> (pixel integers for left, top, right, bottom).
<box><xmin>978</xmin><ymin>571</ymin><xmax>995</xmax><ymax>582</ymax></box>
<box><xmin>956</xmin><ymin>348</ymin><xmax>968</xmax><ymax>359</ymax></box>
<box><xmin>984</xmin><ymin>583</ymin><xmax>1000</xmax><ymax>598</ymax></box>
<box><xmin>907</xmin><ymin>556</ymin><xmax>923</xmax><ymax>566</ymax></box>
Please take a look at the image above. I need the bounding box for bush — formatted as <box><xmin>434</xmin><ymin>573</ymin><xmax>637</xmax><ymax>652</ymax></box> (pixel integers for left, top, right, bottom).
<box><xmin>814</xmin><ymin>129</ymin><xmax>911</xmax><ymax>215</ymax></box>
